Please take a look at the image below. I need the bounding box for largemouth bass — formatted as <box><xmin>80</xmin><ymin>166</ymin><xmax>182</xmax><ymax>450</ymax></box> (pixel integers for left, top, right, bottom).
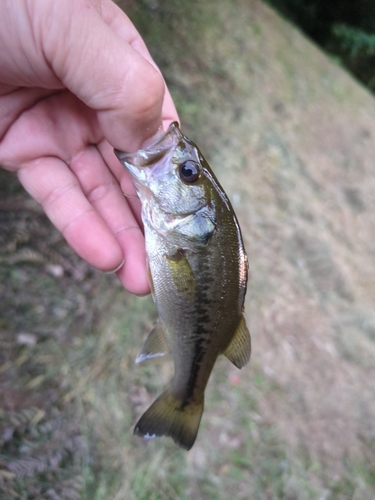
<box><xmin>115</xmin><ymin>122</ymin><xmax>250</xmax><ymax>450</ymax></box>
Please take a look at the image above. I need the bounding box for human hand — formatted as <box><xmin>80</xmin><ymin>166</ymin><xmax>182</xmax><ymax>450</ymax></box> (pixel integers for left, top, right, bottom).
<box><xmin>0</xmin><ymin>0</ymin><xmax>179</xmax><ymax>295</ymax></box>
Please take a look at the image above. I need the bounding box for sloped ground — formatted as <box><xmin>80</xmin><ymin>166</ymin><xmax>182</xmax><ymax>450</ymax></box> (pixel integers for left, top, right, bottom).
<box><xmin>1</xmin><ymin>0</ymin><xmax>375</xmax><ymax>498</ymax></box>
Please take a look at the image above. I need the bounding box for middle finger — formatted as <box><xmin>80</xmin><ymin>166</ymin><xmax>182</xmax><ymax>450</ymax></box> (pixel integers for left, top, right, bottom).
<box><xmin>70</xmin><ymin>144</ymin><xmax>149</xmax><ymax>294</ymax></box>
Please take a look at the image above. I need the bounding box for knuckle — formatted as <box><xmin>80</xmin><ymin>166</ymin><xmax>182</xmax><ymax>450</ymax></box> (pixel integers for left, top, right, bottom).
<box><xmin>85</xmin><ymin>181</ymin><xmax>116</xmax><ymax>204</ymax></box>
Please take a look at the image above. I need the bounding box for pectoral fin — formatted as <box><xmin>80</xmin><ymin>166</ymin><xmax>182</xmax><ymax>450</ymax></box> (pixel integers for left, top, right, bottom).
<box><xmin>147</xmin><ymin>260</ymin><xmax>155</xmax><ymax>302</ymax></box>
<box><xmin>135</xmin><ymin>320</ymin><xmax>170</xmax><ymax>364</ymax></box>
<box><xmin>223</xmin><ymin>315</ymin><xmax>251</xmax><ymax>369</ymax></box>
<box><xmin>166</xmin><ymin>251</ymin><xmax>196</xmax><ymax>298</ymax></box>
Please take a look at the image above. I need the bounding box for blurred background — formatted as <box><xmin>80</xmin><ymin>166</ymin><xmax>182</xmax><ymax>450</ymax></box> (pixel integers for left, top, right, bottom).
<box><xmin>1</xmin><ymin>0</ymin><xmax>375</xmax><ymax>498</ymax></box>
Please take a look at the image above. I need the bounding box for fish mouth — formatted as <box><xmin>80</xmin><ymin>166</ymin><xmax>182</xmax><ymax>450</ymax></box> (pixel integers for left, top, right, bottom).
<box><xmin>114</xmin><ymin>121</ymin><xmax>182</xmax><ymax>168</ymax></box>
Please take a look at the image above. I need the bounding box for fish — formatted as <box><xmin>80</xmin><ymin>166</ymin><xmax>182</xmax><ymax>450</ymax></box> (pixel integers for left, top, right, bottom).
<box><xmin>115</xmin><ymin>122</ymin><xmax>250</xmax><ymax>450</ymax></box>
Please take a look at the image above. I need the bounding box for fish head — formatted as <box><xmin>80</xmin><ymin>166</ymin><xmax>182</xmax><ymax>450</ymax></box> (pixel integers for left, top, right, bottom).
<box><xmin>115</xmin><ymin>122</ymin><xmax>226</xmax><ymax>247</ymax></box>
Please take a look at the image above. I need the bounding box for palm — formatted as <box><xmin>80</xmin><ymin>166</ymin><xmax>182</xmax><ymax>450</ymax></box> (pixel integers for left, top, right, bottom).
<box><xmin>1</xmin><ymin>88</ymin><xmax>149</xmax><ymax>295</ymax></box>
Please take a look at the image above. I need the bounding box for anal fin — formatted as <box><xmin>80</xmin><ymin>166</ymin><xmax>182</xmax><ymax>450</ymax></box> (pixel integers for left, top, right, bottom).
<box><xmin>223</xmin><ymin>315</ymin><xmax>251</xmax><ymax>369</ymax></box>
<box><xmin>135</xmin><ymin>320</ymin><xmax>169</xmax><ymax>364</ymax></box>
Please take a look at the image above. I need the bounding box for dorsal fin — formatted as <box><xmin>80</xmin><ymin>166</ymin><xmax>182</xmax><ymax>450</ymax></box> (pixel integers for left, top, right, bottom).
<box><xmin>135</xmin><ymin>320</ymin><xmax>170</xmax><ymax>364</ymax></box>
<box><xmin>223</xmin><ymin>315</ymin><xmax>251</xmax><ymax>368</ymax></box>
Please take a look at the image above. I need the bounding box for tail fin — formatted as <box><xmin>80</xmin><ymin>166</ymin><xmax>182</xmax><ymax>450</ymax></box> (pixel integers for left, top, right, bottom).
<box><xmin>134</xmin><ymin>390</ymin><xmax>204</xmax><ymax>450</ymax></box>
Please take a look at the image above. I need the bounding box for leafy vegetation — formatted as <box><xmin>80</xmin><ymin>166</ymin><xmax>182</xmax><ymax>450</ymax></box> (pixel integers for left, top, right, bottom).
<box><xmin>0</xmin><ymin>407</ymin><xmax>83</xmax><ymax>499</ymax></box>
<box><xmin>332</xmin><ymin>24</ymin><xmax>375</xmax><ymax>58</ymax></box>
<box><xmin>263</xmin><ymin>0</ymin><xmax>375</xmax><ymax>90</ymax></box>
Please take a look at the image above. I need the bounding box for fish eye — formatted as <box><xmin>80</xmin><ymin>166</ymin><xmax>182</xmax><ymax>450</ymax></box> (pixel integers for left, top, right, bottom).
<box><xmin>179</xmin><ymin>161</ymin><xmax>200</xmax><ymax>183</ymax></box>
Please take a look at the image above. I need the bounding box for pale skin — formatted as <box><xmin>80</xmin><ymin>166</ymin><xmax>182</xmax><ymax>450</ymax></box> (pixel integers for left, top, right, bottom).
<box><xmin>0</xmin><ymin>0</ymin><xmax>179</xmax><ymax>295</ymax></box>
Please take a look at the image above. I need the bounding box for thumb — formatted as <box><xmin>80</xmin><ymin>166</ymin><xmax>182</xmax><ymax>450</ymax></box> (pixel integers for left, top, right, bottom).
<box><xmin>40</xmin><ymin>0</ymin><xmax>169</xmax><ymax>151</ymax></box>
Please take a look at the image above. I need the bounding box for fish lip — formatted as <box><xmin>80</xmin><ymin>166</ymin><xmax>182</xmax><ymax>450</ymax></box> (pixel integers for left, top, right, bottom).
<box><xmin>114</xmin><ymin>121</ymin><xmax>182</xmax><ymax>167</ymax></box>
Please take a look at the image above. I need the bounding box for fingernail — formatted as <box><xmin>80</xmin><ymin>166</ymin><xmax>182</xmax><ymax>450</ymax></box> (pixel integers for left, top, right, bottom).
<box><xmin>104</xmin><ymin>259</ymin><xmax>125</xmax><ymax>274</ymax></box>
